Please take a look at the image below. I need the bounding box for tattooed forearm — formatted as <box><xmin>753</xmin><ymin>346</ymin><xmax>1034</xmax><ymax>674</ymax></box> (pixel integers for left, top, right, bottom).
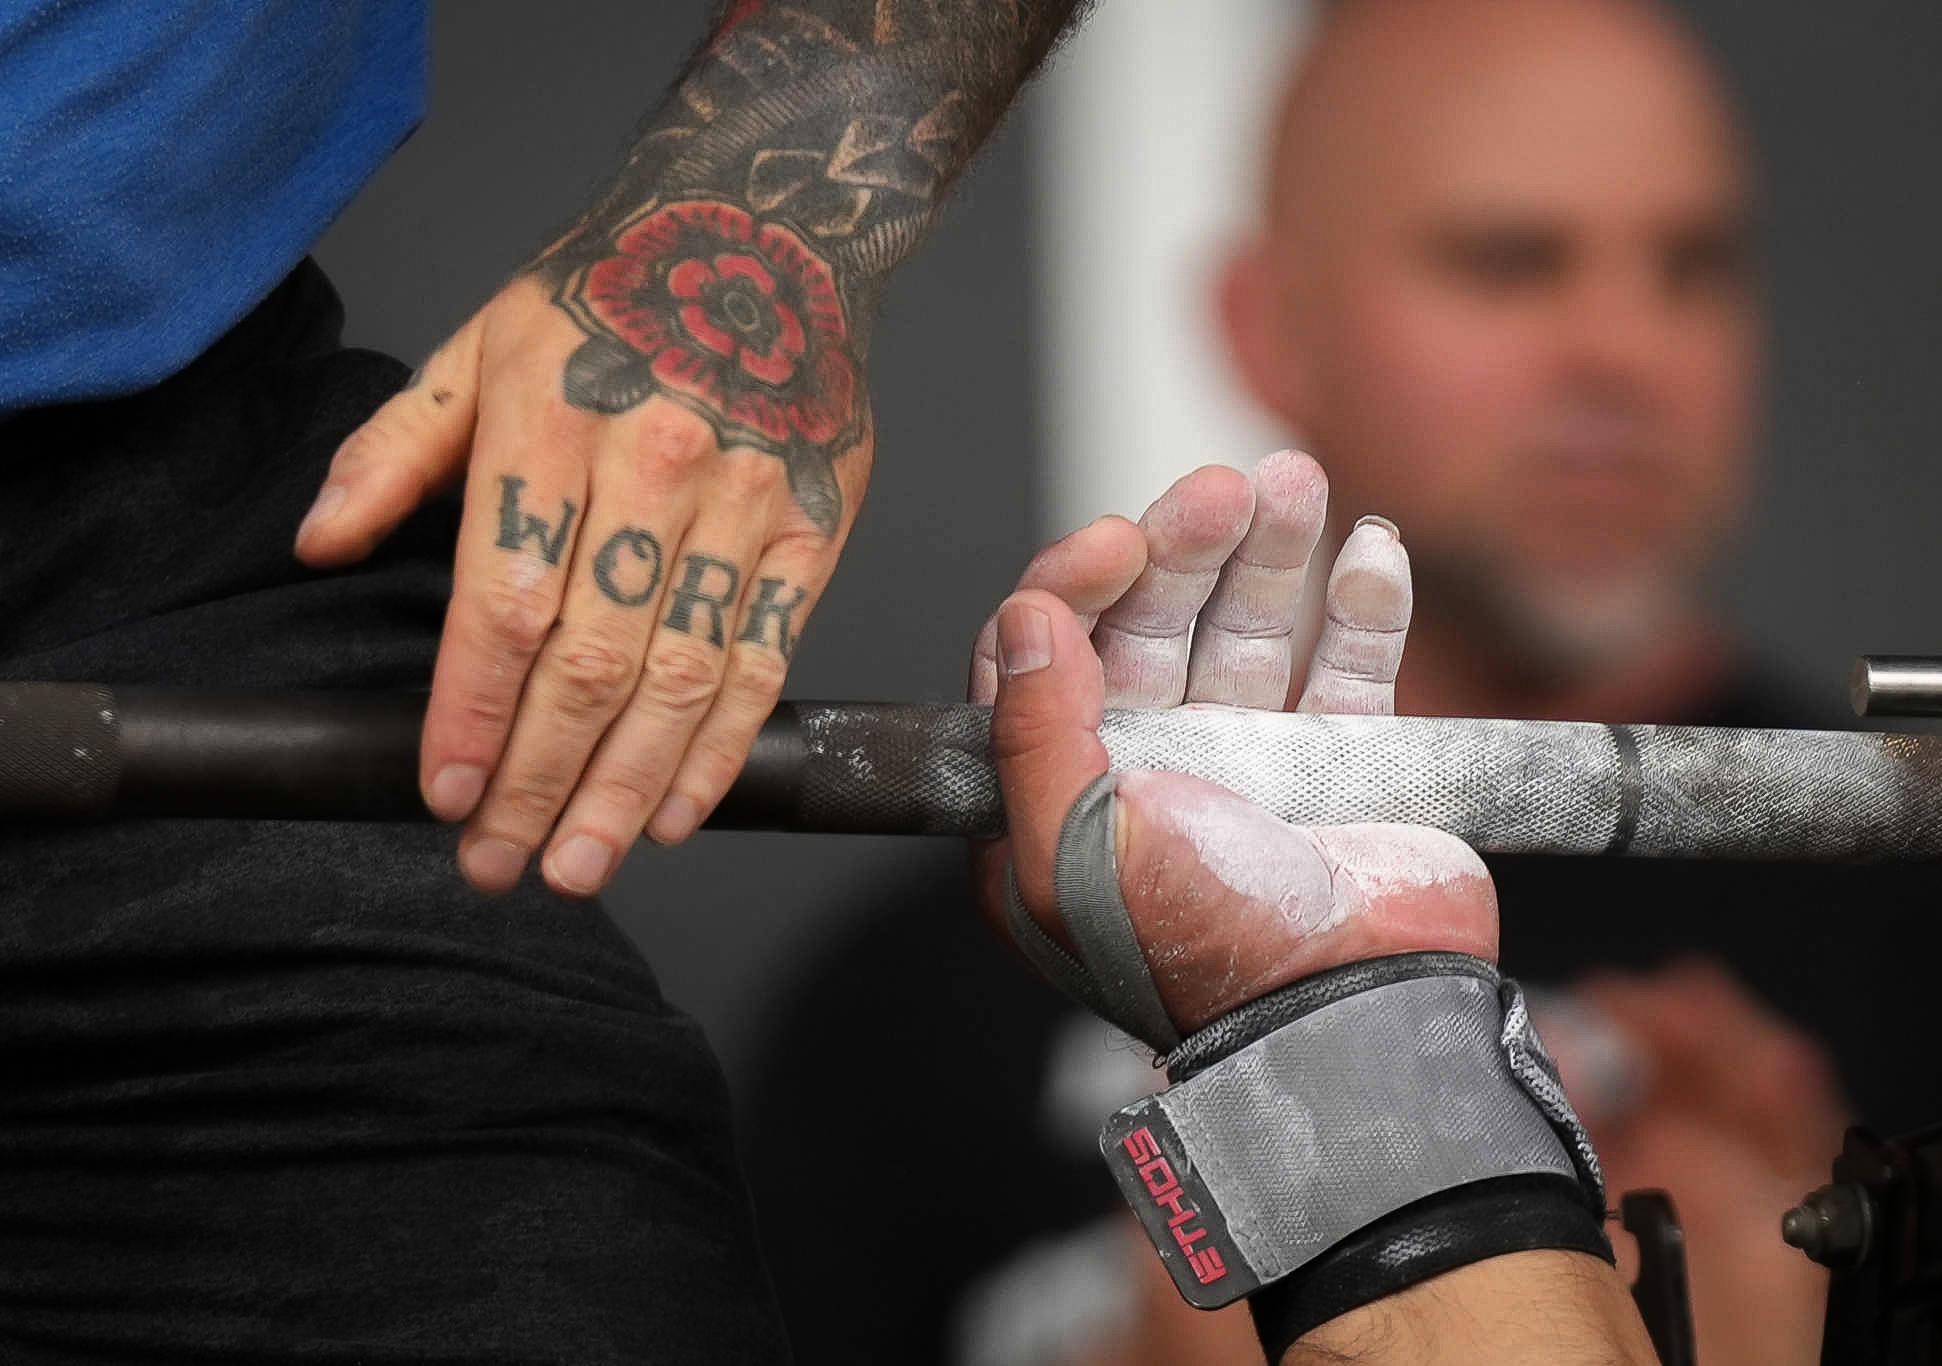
<box><xmin>532</xmin><ymin>0</ymin><xmax>1090</xmax><ymax>534</ymax></box>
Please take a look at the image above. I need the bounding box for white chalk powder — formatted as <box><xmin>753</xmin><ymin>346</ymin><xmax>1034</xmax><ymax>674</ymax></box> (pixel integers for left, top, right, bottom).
<box><xmin>1121</xmin><ymin>769</ymin><xmax>1347</xmax><ymax>936</ymax></box>
<box><xmin>1311</xmin><ymin>823</ymin><xmax>1488</xmax><ymax>900</ymax></box>
<box><xmin>1322</xmin><ymin>519</ymin><xmax>1411</xmax><ymax>629</ymax></box>
<box><xmin>504</xmin><ymin>555</ymin><xmax>547</xmax><ymax>592</ymax></box>
<box><xmin>1120</xmin><ymin>770</ymin><xmax>1491</xmax><ymax>933</ymax></box>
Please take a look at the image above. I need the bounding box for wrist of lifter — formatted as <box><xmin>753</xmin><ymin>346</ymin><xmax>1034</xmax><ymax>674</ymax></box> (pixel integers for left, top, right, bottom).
<box><xmin>1099</xmin><ymin>949</ymin><xmax>1613</xmax><ymax>1359</ymax></box>
<box><xmin>1283</xmin><ymin>1250</ymin><xmax>1655</xmax><ymax>1366</ymax></box>
<box><xmin>1007</xmin><ymin>778</ymin><xmax>1613</xmax><ymax>1357</ymax></box>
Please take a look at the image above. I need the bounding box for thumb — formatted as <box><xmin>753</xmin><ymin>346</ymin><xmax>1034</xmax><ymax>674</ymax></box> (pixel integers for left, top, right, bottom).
<box><xmin>990</xmin><ymin>590</ymin><xmax>1109</xmax><ymax>913</ymax></box>
<box><xmin>294</xmin><ymin>312</ymin><xmax>485</xmax><ymax>566</ymax></box>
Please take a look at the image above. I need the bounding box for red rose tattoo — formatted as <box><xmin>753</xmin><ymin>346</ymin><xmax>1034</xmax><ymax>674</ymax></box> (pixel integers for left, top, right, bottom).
<box><xmin>557</xmin><ymin>199</ymin><xmax>862</xmax><ymax>533</ymax></box>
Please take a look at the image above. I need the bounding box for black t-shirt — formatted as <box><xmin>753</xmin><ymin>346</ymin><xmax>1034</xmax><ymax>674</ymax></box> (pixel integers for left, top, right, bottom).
<box><xmin>743</xmin><ymin>682</ymin><xmax>1942</xmax><ymax>1365</ymax></box>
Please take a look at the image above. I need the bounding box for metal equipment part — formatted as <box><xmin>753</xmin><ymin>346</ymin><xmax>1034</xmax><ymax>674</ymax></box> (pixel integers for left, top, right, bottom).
<box><xmin>1851</xmin><ymin>655</ymin><xmax>1942</xmax><ymax>718</ymax></box>
<box><xmin>1622</xmin><ymin>1192</ymin><xmax>1697</xmax><ymax>1366</ymax></box>
<box><xmin>6</xmin><ymin>683</ymin><xmax>1942</xmax><ymax>861</ymax></box>
<box><xmin>1784</xmin><ymin>1124</ymin><xmax>1942</xmax><ymax>1364</ymax></box>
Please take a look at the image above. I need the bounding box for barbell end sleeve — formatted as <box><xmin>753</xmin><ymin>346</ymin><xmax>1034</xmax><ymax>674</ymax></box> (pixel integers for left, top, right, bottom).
<box><xmin>1850</xmin><ymin>655</ymin><xmax>1942</xmax><ymax>717</ymax></box>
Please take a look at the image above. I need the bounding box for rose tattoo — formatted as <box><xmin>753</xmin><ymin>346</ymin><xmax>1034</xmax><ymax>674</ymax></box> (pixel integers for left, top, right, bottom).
<box><xmin>557</xmin><ymin>199</ymin><xmax>860</xmax><ymax>534</ymax></box>
<box><xmin>538</xmin><ymin>3</ymin><xmax>1085</xmax><ymax>537</ymax></box>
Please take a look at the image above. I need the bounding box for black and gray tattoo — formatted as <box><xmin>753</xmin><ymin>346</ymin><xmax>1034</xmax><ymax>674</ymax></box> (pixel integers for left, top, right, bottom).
<box><xmin>534</xmin><ymin>0</ymin><xmax>1088</xmax><ymax>535</ymax></box>
<box><xmin>497</xmin><ymin>477</ymin><xmax>813</xmax><ymax>659</ymax></box>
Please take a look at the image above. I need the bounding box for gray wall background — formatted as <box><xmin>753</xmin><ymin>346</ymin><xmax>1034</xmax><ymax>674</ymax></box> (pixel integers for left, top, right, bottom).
<box><xmin>317</xmin><ymin>0</ymin><xmax>1942</xmax><ymax>1092</ymax></box>
<box><xmin>1691</xmin><ymin>4</ymin><xmax>1942</xmax><ymax>681</ymax></box>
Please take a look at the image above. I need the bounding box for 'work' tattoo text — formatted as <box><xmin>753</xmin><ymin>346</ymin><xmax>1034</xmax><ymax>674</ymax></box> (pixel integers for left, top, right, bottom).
<box><xmin>737</xmin><ymin>576</ymin><xmax>810</xmax><ymax>659</ymax></box>
<box><xmin>592</xmin><ymin>527</ymin><xmax>666</xmax><ymax>606</ymax></box>
<box><xmin>497</xmin><ymin>495</ymin><xmax>811</xmax><ymax>660</ymax></box>
<box><xmin>662</xmin><ymin>554</ymin><xmax>743</xmax><ymax>647</ymax></box>
<box><xmin>534</xmin><ymin>0</ymin><xmax>1088</xmax><ymax>535</ymax></box>
<box><xmin>496</xmin><ymin>476</ymin><xmax>578</xmax><ymax>565</ymax></box>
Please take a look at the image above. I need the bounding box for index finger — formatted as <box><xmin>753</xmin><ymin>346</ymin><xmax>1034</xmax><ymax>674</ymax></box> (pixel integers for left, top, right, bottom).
<box><xmin>967</xmin><ymin>515</ymin><xmax>1147</xmax><ymax>706</ymax></box>
<box><xmin>420</xmin><ymin>395</ymin><xmax>602</xmax><ymax>824</ymax></box>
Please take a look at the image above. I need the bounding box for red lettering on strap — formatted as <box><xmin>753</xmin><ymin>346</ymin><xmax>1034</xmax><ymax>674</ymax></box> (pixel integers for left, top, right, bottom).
<box><xmin>1121</xmin><ymin>1127</ymin><xmax>1229</xmax><ymax>1286</ymax></box>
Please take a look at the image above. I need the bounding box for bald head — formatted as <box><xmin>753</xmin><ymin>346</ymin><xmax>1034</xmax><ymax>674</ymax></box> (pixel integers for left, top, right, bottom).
<box><xmin>1222</xmin><ymin>0</ymin><xmax>1759</xmax><ymax>686</ymax></box>
<box><xmin>1268</xmin><ymin>0</ymin><xmax>1748</xmax><ymax>240</ymax></box>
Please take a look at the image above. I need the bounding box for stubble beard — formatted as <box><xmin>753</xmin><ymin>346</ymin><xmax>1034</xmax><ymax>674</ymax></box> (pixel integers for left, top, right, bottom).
<box><xmin>1406</xmin><ymin>537</ymin><xmax>1715</xmax><ymax>692</ymax></box>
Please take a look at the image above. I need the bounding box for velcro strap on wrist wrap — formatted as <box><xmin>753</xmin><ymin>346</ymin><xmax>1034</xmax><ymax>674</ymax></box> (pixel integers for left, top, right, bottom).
<box><xmin>1098</xmin><ymin>954</ymin><xmax>1608</xmax><ymax>1313</ymax></box>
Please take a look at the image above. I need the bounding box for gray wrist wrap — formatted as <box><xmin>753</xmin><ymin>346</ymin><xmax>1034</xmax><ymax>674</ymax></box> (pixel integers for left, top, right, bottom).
<box><xmin>1099</xmin><ymin>954</ymin><xmax>1605</xmax><ymax>1308</ymax></box>
<box><xmin>1002</xmin><ymin>773</ymin><xmax>1607</xmax><ymax>1315</ymax></box>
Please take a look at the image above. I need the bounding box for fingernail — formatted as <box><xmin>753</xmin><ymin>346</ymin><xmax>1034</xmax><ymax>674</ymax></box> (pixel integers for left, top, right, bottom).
<box><xmin>997</xmin><ymin>601</ymin><xmax>1054</xmax><ymax>677</ymax></box>
<box><xmin>297</xmin><ymin>484</ymin><xmax>348</xmax><ymax>543</ymax></box>
<box><xmin>1352</xmin><ymin>514</ymin><xmax>1400</xmax><ymax>541</ymax></box>
<box><xmin>648</xmin><ymin>795</ymin><xmax>701</xmax><ymax>845</ymax></box>
<box><xmin>549</xmin><ymin>834</ymin><xmax>617</xmax><ymax>894</ymax></box>
<box><xmin>427</xmin><ymin>764</ymin><xmax>489</xmax><ymax>822</ymax></box>
<box><xmin>461</xmin><ymin>837</ymin><xmax>527</xmax><ymax>893</ymax></box>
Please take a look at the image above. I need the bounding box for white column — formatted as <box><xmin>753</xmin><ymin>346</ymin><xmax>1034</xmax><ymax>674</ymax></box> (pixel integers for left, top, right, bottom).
<box><xmin>1031</xmin><ymin>0</ymin><xmax>1315</xmax><ymax>538</ymax></box>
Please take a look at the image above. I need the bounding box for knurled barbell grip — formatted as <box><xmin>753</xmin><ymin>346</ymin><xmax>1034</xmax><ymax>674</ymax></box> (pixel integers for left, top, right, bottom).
<box><xmin>0</xmin><ymin>682</ymin><xmax>120</xmax><ymax>817</ymax></box>
<box><xmin>7</xmin><ymin>687</ymin><xmax>1942</xmax><ymax>862</ymax></box>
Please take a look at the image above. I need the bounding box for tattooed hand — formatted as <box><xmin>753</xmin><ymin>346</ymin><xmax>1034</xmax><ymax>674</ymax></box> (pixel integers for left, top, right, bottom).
<box><xmin>293</xmin><ymin>0</ymin><xmax>1083</xmax><ymax>896</ymax></box>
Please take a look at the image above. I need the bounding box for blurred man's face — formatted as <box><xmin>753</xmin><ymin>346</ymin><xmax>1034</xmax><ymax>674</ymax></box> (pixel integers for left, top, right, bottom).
<box><xmin>1239</xmin><ymin>0</ymin><xmax>1759</xmax><ymax>675</ymax></box>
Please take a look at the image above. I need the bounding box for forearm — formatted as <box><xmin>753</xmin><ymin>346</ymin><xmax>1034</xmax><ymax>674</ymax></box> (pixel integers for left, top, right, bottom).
<box><xmin>529</xmin><ymin>0</ymin><xmax>1087</xmax><ymax>529</ymax></box>
<box><xmin>569</xmin><ymin>1</ymin><xmax>1080</xmax><ymax>256</ymax></box>
<box><xmin>1284</xmin><ymin>1251</ymin><xmax>1659</xmax><ymax>1366</ymax></box>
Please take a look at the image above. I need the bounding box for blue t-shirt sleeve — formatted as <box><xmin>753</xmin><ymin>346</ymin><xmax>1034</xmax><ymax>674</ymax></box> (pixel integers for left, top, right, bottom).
<box><xmin>0</xmin><ymin>1</ymin><xmax>427</xmax><ymax>412</ymax></box>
